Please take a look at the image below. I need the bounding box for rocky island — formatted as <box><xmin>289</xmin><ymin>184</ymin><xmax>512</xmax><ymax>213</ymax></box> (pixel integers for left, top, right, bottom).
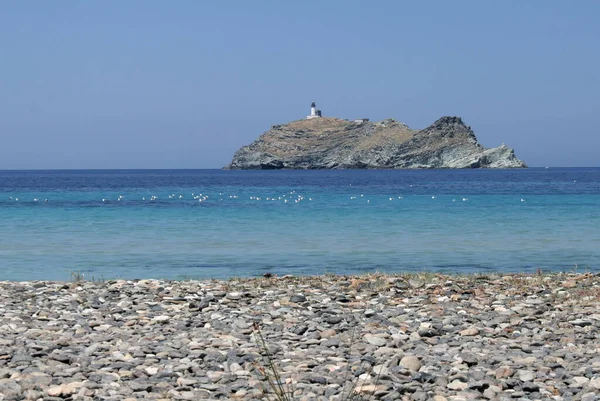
<box><xmin>226</xmin><ymin>104</ymin><xmax>526</xmax><ymax>169</ymax></box>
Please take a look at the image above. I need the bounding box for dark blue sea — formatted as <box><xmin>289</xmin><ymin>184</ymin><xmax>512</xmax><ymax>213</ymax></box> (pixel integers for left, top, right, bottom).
<box><xmin>1</xmin><ymin>168</ymin><xmax>599</xmax><ymax>281</ymax></box>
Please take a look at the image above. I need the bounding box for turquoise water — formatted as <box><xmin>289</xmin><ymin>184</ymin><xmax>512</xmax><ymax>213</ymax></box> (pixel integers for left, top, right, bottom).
<box><xmin>1</xmin><ymin>168</ymin><xmax>599</xmax><ymax>281</ymax></box>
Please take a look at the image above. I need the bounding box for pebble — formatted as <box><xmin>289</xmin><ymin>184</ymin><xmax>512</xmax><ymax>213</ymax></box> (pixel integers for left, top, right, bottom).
<box><xmin>0</xmin><ymin>272</ymin><xmax>599</xmax><ymax>400</ymax></box>
<box><xmin>399</xmin><ymin>355</ymin><xmax>422</xmax><ymax>371</ymax></box>
<box><xmin>459</xmin><ymin>327</ymin><xmax>479</xmax><ymax>336</ymax></box>
<box><xmin>590</xmin><ymin>377</ymin><xmax>600</xmax><ymax>389</ymax></box>
<box><xmin>496</xmin><ymin>366</ymin><xmax>515</xmax><ymax>379</ymax></box>
<box><xmin>46</xmin><ymin>386</ymin><xmax>63</xmax><ymax>397</ymax></box>
<box><xmin>447</xmin><ymin>380</ymin><xmax>468</xmax><ymax>390</ymax></box>
<box><xmin>518</xmin><ymin>369</ymin><xmax>535</xmax><ymax>381</ymax></box>
<box><xmin>364</xmin><ymin>335</ymin><xmax>388</xmax><ymax>346</ymax></box>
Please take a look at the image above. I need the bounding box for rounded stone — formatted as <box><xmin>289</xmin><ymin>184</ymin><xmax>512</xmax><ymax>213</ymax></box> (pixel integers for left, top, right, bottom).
<box><xmin>447</xmin><ymin>379</ymin><xmax>468</xmax><ymax>390</ymax></box>
<box><xmin>364</xmin><ymin>335</ymin><xmax>388</xmax><ymax>347</ymax></box>
<box><xmin>399</xmin><ymin>355</ymin><xmax>421</xmax><ymax>372</ymax></box>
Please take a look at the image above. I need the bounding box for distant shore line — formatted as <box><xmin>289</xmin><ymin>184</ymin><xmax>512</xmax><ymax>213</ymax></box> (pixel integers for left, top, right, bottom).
<box><xmin>3</xmin><ymin>269</ymin><xmax>598</xmax><ymax>285</ymax></box>
<box><xmin>1</xmin><ymin>166</ymin><xmax>597</xmax><ymax>172</ymax></box>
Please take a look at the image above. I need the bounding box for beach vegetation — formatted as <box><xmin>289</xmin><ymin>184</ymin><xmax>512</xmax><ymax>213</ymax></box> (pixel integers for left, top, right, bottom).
<box><xmin>68</xmin><ymin>269</ymin><xmax>108</xmax><ymax>284</ymax></box>
<box><xmin>251</xmin><ymin>323</ymin><xmax>382</xmax><ymax>401</ymax></box>
<box><xmin>69</xmin><ymin>269</ymin><xmax>86</xmax><ymax>283</ymax></box>
<box><xmin>252</xmin><ymin>322</ymin><xmax>294</xmax><ymax>401</ymax></box>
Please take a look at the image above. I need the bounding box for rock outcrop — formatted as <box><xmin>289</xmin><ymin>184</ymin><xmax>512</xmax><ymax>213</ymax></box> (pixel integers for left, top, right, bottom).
<box><xmin>226</xmin><ymin>116</ymin><xmax>526</xmax><ymax>169</ymax></box>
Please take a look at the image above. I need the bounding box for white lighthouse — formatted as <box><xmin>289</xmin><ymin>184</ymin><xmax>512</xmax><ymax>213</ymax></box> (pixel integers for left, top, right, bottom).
<box><xmin>306</xmin><ymin>101</ymin><xmax>322</xmax><ymax>119</ymax></box>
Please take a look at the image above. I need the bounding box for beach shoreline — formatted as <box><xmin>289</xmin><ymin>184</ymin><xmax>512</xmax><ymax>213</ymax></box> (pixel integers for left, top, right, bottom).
<box><xmin>1</xmin><ymin>272</ymin><xmax>599</xmax><ymax>400</ymax></box>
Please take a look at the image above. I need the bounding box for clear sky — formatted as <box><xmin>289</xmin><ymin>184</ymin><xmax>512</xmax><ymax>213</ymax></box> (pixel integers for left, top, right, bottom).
<box><xmin>1</xmin><ymin>1</ymin><xmax>599</xmax><ymax>169</ymax></box>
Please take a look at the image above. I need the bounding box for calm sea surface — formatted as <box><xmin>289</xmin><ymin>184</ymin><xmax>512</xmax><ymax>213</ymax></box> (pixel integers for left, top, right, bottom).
<box><xmin>1</xmin><ymin>168</ymin><xmax>599</xmax><ymax>281</ymax></box>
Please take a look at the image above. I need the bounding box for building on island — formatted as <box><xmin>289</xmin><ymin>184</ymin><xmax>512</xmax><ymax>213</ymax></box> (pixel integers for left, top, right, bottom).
<box><xmin>306</xmin><ymin>101</ymin><xmax>322</xmax><ymax>119</ymax></box>
<box><xmin>305</xmin><ymin>101</ymin><xmax>369</xmax><ymax>123</ymax></box>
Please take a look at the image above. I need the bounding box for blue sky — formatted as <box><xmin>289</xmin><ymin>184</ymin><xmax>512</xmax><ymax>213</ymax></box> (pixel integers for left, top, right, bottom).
<box><xmin>1</xmin><ymin>1</ymin><xmax>599</xmax><ymax>168</ymax></box>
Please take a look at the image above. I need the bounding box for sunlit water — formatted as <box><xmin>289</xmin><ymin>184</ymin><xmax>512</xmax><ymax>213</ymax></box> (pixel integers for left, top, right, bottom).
<box><xmin>1</xmin><ymin>168</ymin><xmax>599</xmax><ymax>281</ymax></box>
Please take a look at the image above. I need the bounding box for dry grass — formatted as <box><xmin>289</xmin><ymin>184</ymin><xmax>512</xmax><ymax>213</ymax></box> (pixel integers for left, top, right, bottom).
<box><xmin>251</xmin><ymin>323</ymin><xmax>382</xmax><ymax>401</ymax></box>
<box><xmin>283</xmin><ymin>117</ymin><xmax>349</xmax><ymax>131</ymax></box>
<box><xmin>222</xmin><ymin>270</ymin><xmax>600</xmax><ymax>307</ymax></box>
<box><xmin>355</xmin><ymin>125</ymin><xmax>413</xmax><ymax>152</ymax></box>
<box><xmin>258</xmin><ymin>118</ymin><xmax>417</xmax><ymax>160</ymax></box>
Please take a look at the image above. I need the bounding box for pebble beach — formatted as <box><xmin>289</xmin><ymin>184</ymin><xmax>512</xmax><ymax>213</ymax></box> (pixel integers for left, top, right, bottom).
<box><xmin>1</xmin><ymin>272</ymin><xmax>600</xmax><ymax>401</ymax></box>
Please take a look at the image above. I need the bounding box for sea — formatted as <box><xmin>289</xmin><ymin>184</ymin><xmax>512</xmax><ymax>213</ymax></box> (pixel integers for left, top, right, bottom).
<box><xmin>0</xmin><ymin>168</ymin><xmax>599</xmax><ymax>282</ymax></box>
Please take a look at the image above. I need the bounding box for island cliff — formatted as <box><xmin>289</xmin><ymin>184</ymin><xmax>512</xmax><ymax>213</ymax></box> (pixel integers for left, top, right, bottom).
<box><xmin>226</xmin><ymin>116</ymin><xmax>526</xmax><ymax>169</ymax></box>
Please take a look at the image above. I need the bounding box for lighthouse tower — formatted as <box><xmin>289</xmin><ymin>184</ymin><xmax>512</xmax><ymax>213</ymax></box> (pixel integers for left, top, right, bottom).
<box><xmin>306</xmin><ymin>101</ymin><xmax>322</xmax><ymax>119</ymax></box>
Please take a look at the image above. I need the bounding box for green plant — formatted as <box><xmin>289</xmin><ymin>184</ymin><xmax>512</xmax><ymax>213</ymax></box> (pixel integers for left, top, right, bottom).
<box><xmin>252</xmin><ymin>322</ymin><xmax>293</xmax><ymax>401</ymax></box>
<box><xmin>338</xmin><ymin>327</ymin><xmax>382</xmax><ymax>401</ymax></box>
<box><xmin>69</xmin><ymin>270</ymin><xmax>85</xmax><ymax>283</ymax></box>
<box><xmin>252</xmin><ymin>323</ymin><xmax>382</xmax><ymax>401</ymax></box>
<box><xmin>89</xmin><ymin>274</ymin><xmax>106</xmax><ymax>283</ymax></box>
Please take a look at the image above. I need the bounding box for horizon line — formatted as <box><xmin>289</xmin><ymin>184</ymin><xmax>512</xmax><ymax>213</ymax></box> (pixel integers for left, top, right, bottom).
<box><xmin>1</xmin><ymin>166</ymin><xmax>598</xmax><ymax>171</ymax></box>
